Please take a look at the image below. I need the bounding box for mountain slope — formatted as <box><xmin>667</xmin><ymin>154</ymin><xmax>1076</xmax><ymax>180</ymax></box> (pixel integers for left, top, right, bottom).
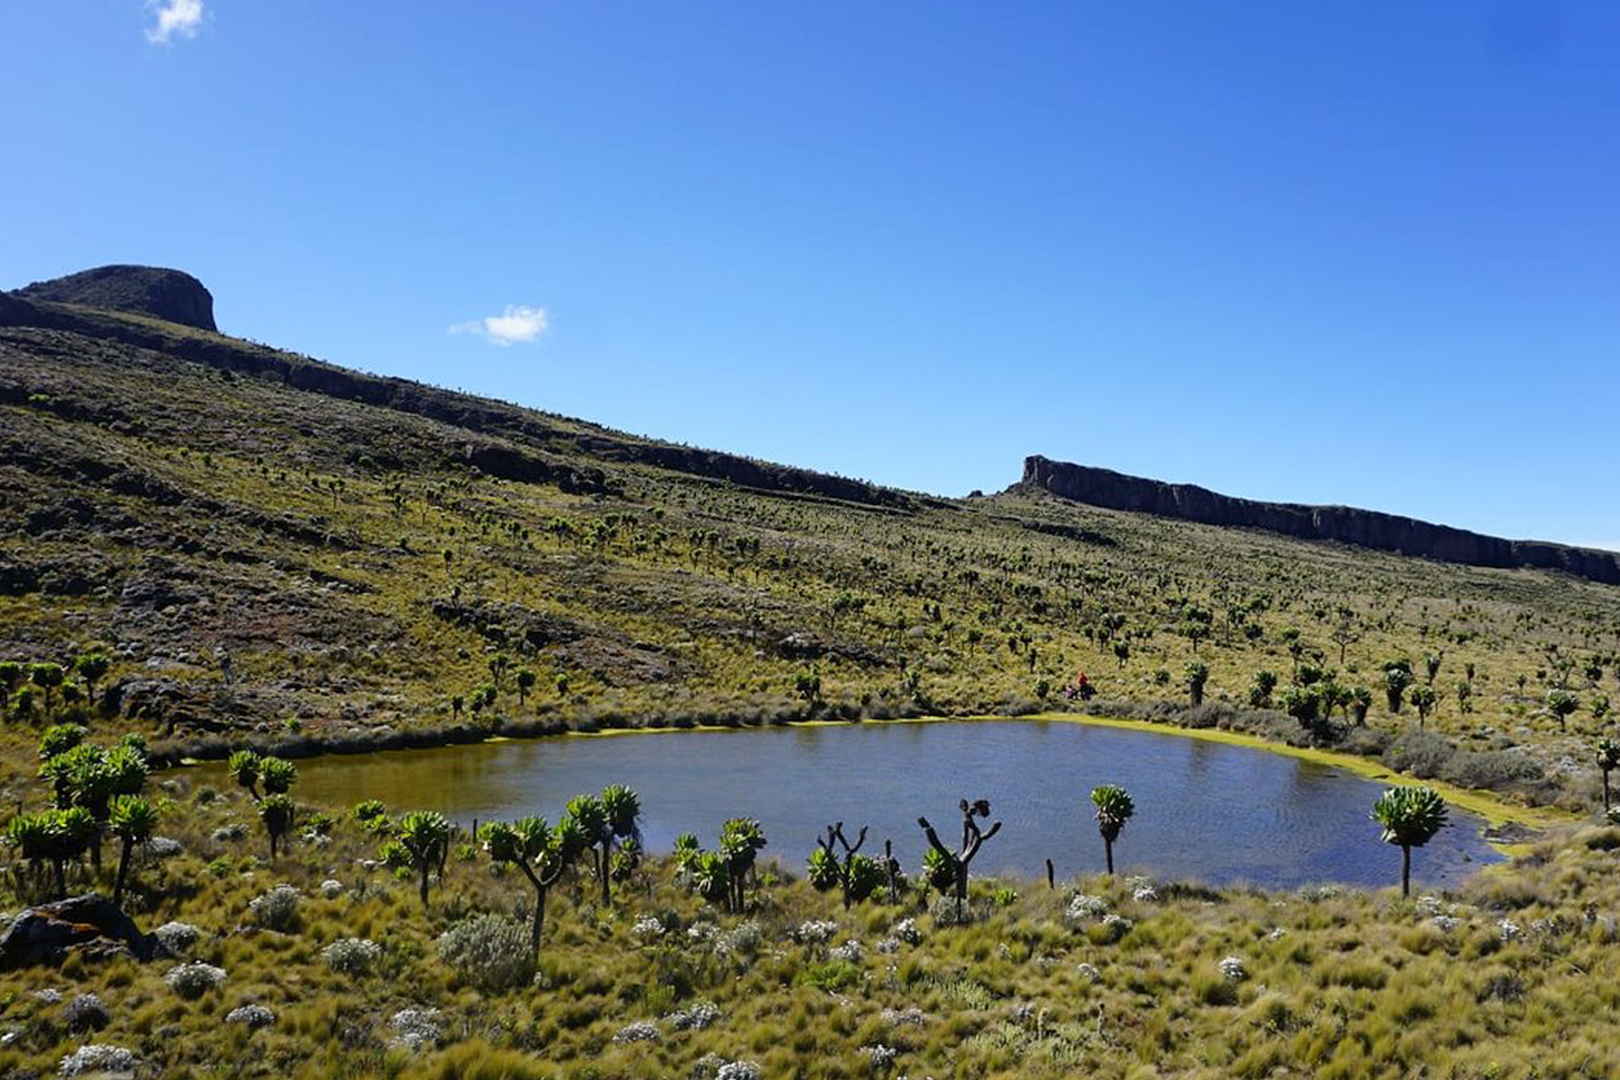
<box><xmin>2</xmin><ymin>268</ymin><xmax>1617</xmax><ymax>806</ymax></box>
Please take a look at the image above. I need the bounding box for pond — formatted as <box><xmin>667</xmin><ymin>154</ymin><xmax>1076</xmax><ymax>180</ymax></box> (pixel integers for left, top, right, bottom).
<box><xmin>213</xmin><ymin>719</ymin><xmax>1504</xmax><ymax>889</ymax></box>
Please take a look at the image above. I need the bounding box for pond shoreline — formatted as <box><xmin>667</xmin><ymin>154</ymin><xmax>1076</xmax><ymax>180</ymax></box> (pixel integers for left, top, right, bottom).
<box><xmin>160</xmin><ymin>707</ymin><xmax>1572</xmax><ymax>856</ymax></box>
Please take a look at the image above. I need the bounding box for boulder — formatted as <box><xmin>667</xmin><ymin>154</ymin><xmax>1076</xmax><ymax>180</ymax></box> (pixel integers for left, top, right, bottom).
<box><xmin>0</xmin><ymin>893</ymin><xmax>159</xmax><ymax>970</ymax></box>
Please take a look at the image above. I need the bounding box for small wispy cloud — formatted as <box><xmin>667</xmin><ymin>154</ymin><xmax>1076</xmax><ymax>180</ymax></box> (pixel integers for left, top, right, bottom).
<box><xmin>146</xmin><ymin>0</ymin><xmax>204</xmax><ymax>43</ymax></box>
<box><xmin>449</xmin><ymin>304</ymin><xmax>551</xmax><ymax>347</ymax></box>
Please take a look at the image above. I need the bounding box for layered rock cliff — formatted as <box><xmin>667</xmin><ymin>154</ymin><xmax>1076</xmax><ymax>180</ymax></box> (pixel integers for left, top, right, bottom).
<box><xmin>1021</xmin><ymin>455</ymin><xmax>1620</xmax><ymax>586</ymax></box>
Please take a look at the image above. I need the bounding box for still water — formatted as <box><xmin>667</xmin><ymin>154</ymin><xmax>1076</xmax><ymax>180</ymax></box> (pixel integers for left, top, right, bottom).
<box><xmin>213</xmin><ymin>719</ymin><xmax>1502</xmax><ymax>889</ymax></box>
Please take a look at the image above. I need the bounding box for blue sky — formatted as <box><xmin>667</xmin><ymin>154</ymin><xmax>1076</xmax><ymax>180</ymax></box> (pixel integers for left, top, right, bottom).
<box><xmin>5</xmin><ymin>2</ymin><xmax>1618</xmax><ymax>549</ymax></box>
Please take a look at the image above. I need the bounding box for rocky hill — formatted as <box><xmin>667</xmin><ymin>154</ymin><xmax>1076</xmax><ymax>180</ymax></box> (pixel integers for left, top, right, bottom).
<box><xmin>14</xmin><ymin>265</ymin><xmax>217</xmax><ymax>332</ymax></box>
<box><xmin>1021</xmin><ymin>455</ymin><xmax>1620</xmax><ymax>585</ymax></box>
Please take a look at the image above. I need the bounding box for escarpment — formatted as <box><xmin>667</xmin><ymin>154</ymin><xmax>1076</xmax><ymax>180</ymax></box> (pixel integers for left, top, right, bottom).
<box><xmin>1020</xmin><ymin>455</ymin><xmax>1620</xmax><ymax>585</ymax></box>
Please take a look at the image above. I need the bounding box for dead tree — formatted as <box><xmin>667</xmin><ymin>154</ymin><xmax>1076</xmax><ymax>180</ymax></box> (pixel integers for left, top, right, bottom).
<box><xmin>816</xmin><ymin>822</ymin><xmax>870</xmax><ymax>910</ymax></box>
<box><xmin>883</xmin><ymin>839</ymin><xmax>904</xmax><ymax>904</ymax></box>
<box><xmin>918</xmin><ymin>798</ymin><xmax>1003</xmax><ymax>921</ymax></box>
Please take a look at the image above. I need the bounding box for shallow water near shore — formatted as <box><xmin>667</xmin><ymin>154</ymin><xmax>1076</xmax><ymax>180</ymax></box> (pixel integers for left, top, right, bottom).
<box><xmin>207</xmin><ymin>718</ymin><xmax>1504</xmax><ymax>889</ymax></box>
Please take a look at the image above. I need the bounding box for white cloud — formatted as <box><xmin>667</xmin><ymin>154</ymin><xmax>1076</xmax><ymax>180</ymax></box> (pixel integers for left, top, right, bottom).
<box><xmin>146</xmin><ymin>0</ymin><xmax>204</xmax><ymax>44</ymax></box>
<box><xmin>449</xmin><ymin>304</ymin><xmax>550</xmax><ymax>347</ymax></box>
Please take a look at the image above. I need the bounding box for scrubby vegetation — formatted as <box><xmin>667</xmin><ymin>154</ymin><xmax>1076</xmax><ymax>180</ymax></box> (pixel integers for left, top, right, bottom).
<box><xmin>1</xmin><ymin>774</ymin><xmax>1618</xmax><ymax>1078</ymax></box>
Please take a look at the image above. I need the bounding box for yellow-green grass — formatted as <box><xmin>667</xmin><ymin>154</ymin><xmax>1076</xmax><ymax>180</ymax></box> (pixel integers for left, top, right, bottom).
<box><xmin>2</xmin><ymin>777</ymin><xmax>1619</xmax><ymax>1080</ymax></box>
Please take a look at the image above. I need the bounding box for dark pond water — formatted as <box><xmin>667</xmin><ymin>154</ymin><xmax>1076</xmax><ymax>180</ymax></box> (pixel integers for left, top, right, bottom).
<box><xmin>209</xmin><ymin>719</ymin><xmax>1503</xmax><ymax>889</ymax></box>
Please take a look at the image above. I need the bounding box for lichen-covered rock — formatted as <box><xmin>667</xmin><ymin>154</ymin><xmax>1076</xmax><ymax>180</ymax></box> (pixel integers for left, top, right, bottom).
<box><xmin>0</xmin><ymin>893</ymin><xmax>157</xmax><ymax>970</ymax></box>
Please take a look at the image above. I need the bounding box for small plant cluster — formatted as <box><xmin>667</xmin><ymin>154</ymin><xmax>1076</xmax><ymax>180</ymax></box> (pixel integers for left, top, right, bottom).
<box><xmin>0</xmin><ymin>654</ymin><xmax>110</xmax><ymax>726</ymax></box>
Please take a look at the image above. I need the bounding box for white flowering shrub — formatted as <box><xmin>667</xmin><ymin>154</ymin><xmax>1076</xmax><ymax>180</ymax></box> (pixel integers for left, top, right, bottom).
<box><xmin>58</xmin><ymin>1044</ymin><xmax>137</xmax><ymax>1077</ymax></box>
<box><xmin>926</xmin><ymin>896</ymin><xmax>976</xmax><ymax>926</ymax></box>
<box><xmin>631</xmin><ymin>915</ymin><xmax>666</xmax><ymax>940</ymax></box>
<box><xmin>1498</xmin><ymin>919</ymin><xmax>1522</xmax><ymax>942</ymax></box>
<box><xmin>1076</xmin><ymin>962</ymin><xmax>1101</xmax><ymax>983</ymax></box>
<box><xmin>715</xmin><ymin>1061</ymin><xmax>762</xmax><ymax>1080</ymax></box>
<box><xmin>1064</xmin><ymin>893</ymin><xmax>1109</xmax><ymax>925</ymax></box>
<box><xmin>1098</xmin><ymin>913</ymin><xmax>1133</xmax><ymax>942</ymax></box>
<box><xmin>830</xmin><ymin>939</ymin><xmax>864</xmax><ymax>964</ymax></box>
<box><xmin>792</xmin><ymin>919</ymin><xmax>838</xmax><ymax>945</ymax></box>
<box><xmin>880</xmin><ymin>1006</ymin><xmax>928</xmax><ymax>1026</ymax></box>
<box><xmin>165</xmin><ymin>962</ymin><xmax>227</xmax><ymax>1000</ymax></box>
<box><xmin>226</xmin><ymin>1004</ymin><xmax>276</xmax><ymax>1029</ymax></box>
<box><xmin>715</xmin><ymin>921</ymin><xmax>763</xmax><ymax>958</ymax></box>
<box><xmin>436</xmin><ymin>914</ymin><xmax>534</xmax><ymax>991</ymax></box>
<box><xmin>322</xmin><ymin>937</ymin><xmax>382</xmax><ymax>976</ymax></box>
<box><xmin>891</xmin><ymin>918</ymin><xmax>920</xmax><ymax>944</ymax></box>
<box><xmin>1218</xmin><ymin>955</ymin><xmax>1248</xmax><ymax>982</ymax></box>
<box><xmin>248</xmin><ymin>884</ymin><xmax>301</xmax><ymax>931</ymax></box>
<box><xmin>388</xmin><ymin>1007</ymin><xmax>442</xmax><ymax>1052</ymax></box>
<box><xmin>668</xmin><ymin>1000</ymin><xmax>722</xmax><ymax>1031</ymax></box>
<box><xmin>154</xmin><ymin>920</ymin><xmax>200</xmax><ymax>954</ymax></box>
<box><xmin>860</xmin><ymin>1044</ymin><xmax>898</xmax><ymax>1072</ymax></box>
<box><xmin>612</xmin><ymin>1020</ymin><xmax>661</xmax><ymax>1043</ymax></box>
<box><xmin>1431</xmin><ymin>915</ymin><xmax>1461</xmax><ymax>934</ymax></box>
<box><xmin>62</xmin><ymin>993</ymin><xmax>110</xmax><ymax>1033</ymax></box>
<box><xmin>319</xmin><ymin>879</ymin><xmax>345</xmax><ymax>899</ymax></box>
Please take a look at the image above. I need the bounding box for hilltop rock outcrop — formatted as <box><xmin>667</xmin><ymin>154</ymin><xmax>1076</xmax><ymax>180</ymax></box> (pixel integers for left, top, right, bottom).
<box><xmin>1021</xmin><ymin>455</ymin><xmax>1620</xmax><ymax>586</ymax></box>
<box><xmin>15</xmin><ymin>265</ymin><xmax>217</xmax><ymax>332</ymax></box>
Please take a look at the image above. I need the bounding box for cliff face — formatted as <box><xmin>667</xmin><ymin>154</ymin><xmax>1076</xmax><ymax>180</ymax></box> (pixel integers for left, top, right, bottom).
<box><xmin>16</xmin><ymin>265</ymin><xmax>217</xmax><ymax>332</ymax></box>
<box><xmin>1022</xmin><ymin>455</ymin><xmax>1620</xmax><ymax>586</ymax></box>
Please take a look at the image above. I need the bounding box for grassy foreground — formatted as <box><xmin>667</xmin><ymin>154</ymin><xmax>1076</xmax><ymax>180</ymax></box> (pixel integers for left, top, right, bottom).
<box><xmin>2</xmin><ymin>774</ymin><xmax>1619</xmax><ymax>1080</ymax></box>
